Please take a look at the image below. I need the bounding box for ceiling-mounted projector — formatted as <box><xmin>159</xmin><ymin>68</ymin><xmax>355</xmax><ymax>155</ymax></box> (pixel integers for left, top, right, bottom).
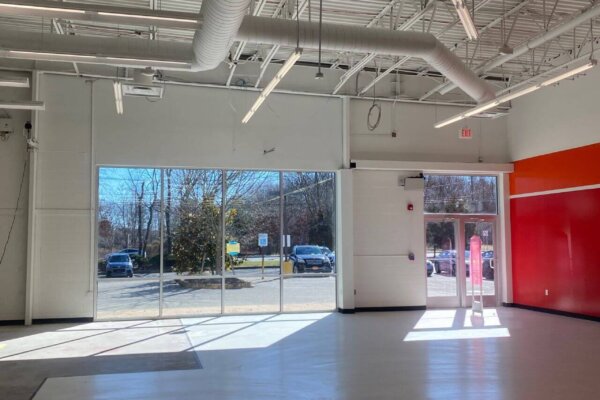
<box><xmin>121</xmin><ymin>84</ymin><xmax>164</xmax><ymax>98</ymax></box>
<box><xmin>121</xmin><ymin>68</ymin><xmax>164</xmax><ymax>99</ymax></box>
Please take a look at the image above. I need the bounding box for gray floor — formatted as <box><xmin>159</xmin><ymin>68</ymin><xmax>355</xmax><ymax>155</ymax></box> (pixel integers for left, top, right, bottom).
<box><xmin>0</xmin><ymin>320</ymin><xmax>200</xmax><ymax>400</ymax></box>
<box><xmin>2</xmin><ymin>308</ymin><xmax>599</xmax><ymax>400</ymax></box>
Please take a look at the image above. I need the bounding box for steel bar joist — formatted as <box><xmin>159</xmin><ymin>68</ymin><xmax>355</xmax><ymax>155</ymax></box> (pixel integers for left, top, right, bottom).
<box><xmin>421</xmin><ymin>0</ymin><xmax>600</xmax><ymax>100</ymax></box>
<box><xmin>332</xmin><ymin>0</ymin><xmax>437</xmax><ymax>95</ymax></box>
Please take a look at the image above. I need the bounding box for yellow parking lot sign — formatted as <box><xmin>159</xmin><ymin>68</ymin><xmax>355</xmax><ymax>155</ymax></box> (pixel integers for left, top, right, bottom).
<box><xmin>226</xmin><ymin>241</ymin><xmax>240</xmax><ymax>256</ymax></box>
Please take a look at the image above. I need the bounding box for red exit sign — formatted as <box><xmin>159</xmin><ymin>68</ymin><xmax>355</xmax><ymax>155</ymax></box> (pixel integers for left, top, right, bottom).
<box><xmin>459</xmin><ymin>127</ymin><xmax>473</xmax><ymax>139</ymax></box>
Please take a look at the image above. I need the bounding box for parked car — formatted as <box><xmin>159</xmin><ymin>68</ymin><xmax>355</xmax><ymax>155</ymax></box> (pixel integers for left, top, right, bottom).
<box><xmin>320</xmin><ymin>246</ymin><xmax>336</xmax><ymax>265</ymax></box>
<box><xmin>433</xmin><ymin>250</ymin><xmax>470</xmax><ymax>277</ymax></box>
<box><xmin>106</xmin><ymin>253</ymin><xmax>134</xmax><ymax>278</ymax></box>
<box><xmin>426</xmin><ymin>260</ymin><xmax>434</xmax><ymax>277</ymax></box>
<box><xmin>433</xmin><ymin>250</ymin><xmax>456</xmax><ymax>275</ymax></box>
<box><xmin>119</xmin><ymin>248</ymin><xmax>146</xmax><ymax>258</ymax></box>
<box><xmin>483</xmin><ymin>250</ymin><xmax>494</xmax><ymax>280</ymax></box>
<box><xmin>290</xmin><ymin>245</ymin><xmax>333</xmax><ymax>273</ymax></box>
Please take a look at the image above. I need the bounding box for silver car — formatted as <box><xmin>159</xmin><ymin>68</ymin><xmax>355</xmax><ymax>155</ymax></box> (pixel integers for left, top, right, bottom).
<box><xmin>106</xmin><ymin>253</ymin><xmax>134</xmax><ymax>278</ymax></box>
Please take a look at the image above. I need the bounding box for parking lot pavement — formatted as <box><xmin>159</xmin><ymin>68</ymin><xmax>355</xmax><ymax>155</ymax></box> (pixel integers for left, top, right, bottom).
<box><xmin>97</xmin><ymin>272</ymin><xmax>336</xmax><ymax>319</ymax></box>
<box><xmin>427</xmin><ymin>272</ymin><xmax>495</xmax><ymax>297</ymax></box>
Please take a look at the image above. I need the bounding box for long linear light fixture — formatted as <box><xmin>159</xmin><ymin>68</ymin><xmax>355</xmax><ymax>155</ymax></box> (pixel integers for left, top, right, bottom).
<box><xmin>0</xmin><ymin>100</ymin><xmax>44</xmax><ymax>110</ymax></box>
<box><xmin>434</xmin><ymin>60</ymin><xmax>597</xmax><ymax>128</ymax></box>
<box><xmin>451</xmin><ymin>0</ymin><xmax>478</xmax><ymax>40</ymax></box>
<box><xmin>0</xmin><ymin>76</ymin><xmax>29</xmax><ymax>87</ymax></box>
<box><xmin>6</xmin><ymin>50</ymin><xmax>190</xmax><ymax>67</ymax></box>
<box><xmin>113</xmin><ymin>81</ymin><xmax>123</xmax><ymax>115</ymax></box>
<box><xmin>0</xmin><ymin>2</ymin><xmax>199</xmax><ymax>25</ymax></box>
<box><xmin>95</xmin><ymin>12</ymin><xmax>197</xmax><ymax>24</ymax></box>
<box><xmin>242</xmin><ymin>48</ymin><xmax>302</xmax><ymax>124</ymax></box>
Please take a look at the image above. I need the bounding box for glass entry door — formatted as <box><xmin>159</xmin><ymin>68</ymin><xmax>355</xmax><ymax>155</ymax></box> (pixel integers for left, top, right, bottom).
<box><xmin>426</xmin><ymin>217</ymin><xmax>498</xmax><ymax>308</ymax></box>
<box><xmin>426</xmin><ymin>219</ymin><xmax>462</xmax><ymax>308</ymax></box>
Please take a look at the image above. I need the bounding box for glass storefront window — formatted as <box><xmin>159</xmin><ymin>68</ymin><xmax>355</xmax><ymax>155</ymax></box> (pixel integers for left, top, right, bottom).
<box><xmin>424</xmin><ymin>175</ymin><xmax>497</xmax><ymax>214</ymax></box>
<box><xmin>97</xmin><ymin>168</ymin><xmax>336</xmax><ymax>319</ymax></box>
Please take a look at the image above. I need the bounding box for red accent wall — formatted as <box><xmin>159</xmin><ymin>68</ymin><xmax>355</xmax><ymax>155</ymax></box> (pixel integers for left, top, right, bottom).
<box><xmin>511</xmin><ymin>144</ymin><xmax>600</xmax><ymax>318</ymax></box>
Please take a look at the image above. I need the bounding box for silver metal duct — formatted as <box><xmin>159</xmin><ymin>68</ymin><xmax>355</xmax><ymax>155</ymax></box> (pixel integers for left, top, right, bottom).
<box><xmin>236</xmin><ymin>16</ymin><xmax>496</xmax><ymax>103</ymax></box>
<box><xmin>192</xmin><ymin>0</ymin><xmax>252</xmax><ymax>71</ymax></box>
<box><xmin>0</xmin><ymin>0</ymin><xmax>494</xmax><ymax>101</ymax></box>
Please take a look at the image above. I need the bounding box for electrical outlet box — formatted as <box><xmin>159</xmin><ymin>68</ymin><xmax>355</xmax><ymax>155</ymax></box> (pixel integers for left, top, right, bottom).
<box><xmin>0</xmin><ymin>118</ymin><xmax>13</xmax><ymax>134</ymax></box>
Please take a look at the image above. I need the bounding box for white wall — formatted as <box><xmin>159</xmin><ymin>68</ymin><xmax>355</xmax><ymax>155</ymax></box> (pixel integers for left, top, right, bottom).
<box><xmin>350</xmin><ymin>99</ymin><xmax>510</xmax><ymax>163</ymax></box>
<box><xmin>94</xmin><ymin>80</ymin><xmax>343</xmax><ymax>171</ymax></box>
<box><xmin>0</xmin><ymin>78</ymin><xmax>31</xmax><ymax>320</ymax></box>
<box><xmin>352</xmin><ymin>170</ymin><xmax>426</xmax><ymax>308</ymax></box>
<box><xmin>508</xmin><ymin>68</ymin><xmax>600</xmax><ymax>161</ymax></box>
<box><xmin>28</xmin><ymin>74</ymin><xmax>345</xmax><ymax>319</ymax></box>
<box><xmin>35</xmin><ymin>76</ymin><xmax>94</xmax><ymax>318</ymax></box>
<box><xmin>20</xmin><ymin>72</ymin><xmax>516</xmax><ymax>320</ymax></box>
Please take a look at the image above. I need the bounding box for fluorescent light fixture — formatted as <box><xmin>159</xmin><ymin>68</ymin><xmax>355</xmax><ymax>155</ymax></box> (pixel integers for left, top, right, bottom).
<box><xmin>435</xmin><ymin>60</ymin><xmax>596</xmax><ymax>128</ymax></box>
<box><xmin>0</xmin><ymin>76</ymin><xmax>29</xmax><ymax>87</ymax></box>
<box><xmin>242</xmin><ymin>48</ymin><xmax>302</xmax><ymax>124</ymax></box>
<box><xmin>451</xmin><ymin>0</ymin><xmax>478</xmax><ymax>40</ymax></box>
<box><xmin>0</xmin><ymin>3</ymin><xmax>198</xmax><ymax>24</ymax></box>
<box><xmin>463</xmin><ymin>100</ymin><xmax>499</xmax><ymax>117</ymax></box>
<box><xmin>434</xmin><ymin>113</ymin><xmax>466</xmax><ymax>129</ymax></box>
<box><xmin>97</xmin><ymin>11</ymin><xmax>197</xmax><ymax>24</ymax></box>
<box><xmin>103</xmin><ymin>57</ymin><xmax>188</xmax><ymax>66</ymax></box>
<box><xmin>7</xmin><ymin>50</ymin><xmax>189</xmax><ymax>66</ymax></box>
<box><xmin>9</xmin><ymin>50</ymin><xmax>96</xmax><ymax>59</ymax></box>
<box><xmin>0</xmin><ymin>3</ymin><xmax>84</xmax><ymax>14</ymax></box>
<box><xmin>497</xmin><ymin>85</ymin><xmax>540</xmax><ymax>103</ymax></box>
<box><xmin>539</xmin><ymin>59</ymin><xmax>596</xmax><ymax>87</ymax></box>
<box><xmin>0</xmin><ymin>100</ymin><xmax>44</xmax><ymax>110</ymax></box>
<box><xmin>113</xmin><ymin>81</ymin><xmax>123</xmax><ymax>115</ymax></box>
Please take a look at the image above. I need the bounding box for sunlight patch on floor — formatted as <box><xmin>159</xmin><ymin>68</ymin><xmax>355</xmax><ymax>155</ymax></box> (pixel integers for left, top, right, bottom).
<box><xmin>405</xmin><ymin>327</ymin><xmax>511</xmax><ymax>341</ymax></box>
<box><xmin>406</xmin><ymin>308</ymin><xmax>510</xmax><ymax>341</ymax></box>
<box><xmin>0</xmin><ymin>320</ymin><xmax>191</xmax><ymax>361</ymax></box>
<box><xmin>413</xmin><ymin>310</ymin><xmax>457</xmax><ymax>330</ymax></box>
<box><xmin>185</xmin><ymin>313</ymin><xmax>331</xmax><ymax>351</ymax></box>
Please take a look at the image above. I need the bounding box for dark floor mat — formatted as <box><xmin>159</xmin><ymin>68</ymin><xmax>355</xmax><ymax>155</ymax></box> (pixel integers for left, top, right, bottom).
<box><xmin>2</xmin><ymin>351</ymin><xmax>200</xmax><ymax>400</ymax></box>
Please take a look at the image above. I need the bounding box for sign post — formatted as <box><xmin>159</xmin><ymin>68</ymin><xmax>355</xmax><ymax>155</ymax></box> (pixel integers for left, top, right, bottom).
<box><xmin>469</xmin><ymin>235</ymin><xmax>484</xmax><ymax>314</ymax></box>
<box><xmin>258</xmin><ymin>233</ymin><xmax>268</xmax><ymax>279</ymax></box>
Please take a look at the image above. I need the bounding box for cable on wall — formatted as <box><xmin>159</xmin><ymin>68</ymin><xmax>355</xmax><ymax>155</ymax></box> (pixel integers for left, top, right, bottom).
<box><xmin>367</xmin><ymin>62</ymin><xmax>382</xmax><ymax>131</ymax></box>
<box><xmin>0</xmin><ymin>157</ymin><xmax>28</xmax><ymax>267</ymax></box>
<box><xmin>315</xmin><ymin>0</ymin><xmax>324</xmax><ymax>79</ymax></box>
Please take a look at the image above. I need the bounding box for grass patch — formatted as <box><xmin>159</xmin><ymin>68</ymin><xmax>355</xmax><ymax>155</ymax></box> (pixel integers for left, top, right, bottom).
<box><xmin>234</xmin><ymin>259</ymin><xmax>280</xmax><ymax>268</ymax></box>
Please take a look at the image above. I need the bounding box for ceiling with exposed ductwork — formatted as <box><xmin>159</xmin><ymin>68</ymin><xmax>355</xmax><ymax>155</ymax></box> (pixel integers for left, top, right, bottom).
<box><xmin>0</xmin><ymin>0</ymin><xmax>598</xmax><ymax>103</ymax></box>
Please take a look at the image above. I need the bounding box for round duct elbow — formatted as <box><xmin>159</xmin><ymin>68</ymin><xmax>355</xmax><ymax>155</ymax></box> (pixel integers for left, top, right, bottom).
<box><xmin>192</xmin><ymin>0</ymin><xmax>252</xmax><ymax>71</ymax></box>
<box><xmin>425</xmin><ymin>42</ymin><xmax>496</xmax><ymax>103</ymax></box>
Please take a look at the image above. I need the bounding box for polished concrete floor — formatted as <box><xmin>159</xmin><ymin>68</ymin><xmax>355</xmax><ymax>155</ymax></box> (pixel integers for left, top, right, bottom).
<box><xmin>1</xmin><ymin>308</ymin><xmax>598</xmax><ymax>399</ymax></box>
<box><xmin>0</xmin><ymin>319</ymin><xmax>200</xmax><ymax>399</ymax></box>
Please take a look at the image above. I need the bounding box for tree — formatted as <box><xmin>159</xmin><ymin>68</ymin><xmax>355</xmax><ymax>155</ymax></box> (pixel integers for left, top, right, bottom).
<box><xmin>283</xmin><ymin>172</ymin><xmax>335</xmax><ymax>249</ymax></box>
<box><xmin>424</xmin><ymin>175</ymin><xmax>497</xmax><ymax>214</ymax></box>
<box><xmin>426</xmin><ymin>221</ymin><xmax>455</xmax><ymax>256</ymax></box>
<box><xmin>172</xmin><ymin>198</ymin><xmax>220</xmax><ymax>274</ymax></box>
<box><xmin>165</xmin><ymin>169</ymin><xmax>173</xmax><ymax>256</ymax></box>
